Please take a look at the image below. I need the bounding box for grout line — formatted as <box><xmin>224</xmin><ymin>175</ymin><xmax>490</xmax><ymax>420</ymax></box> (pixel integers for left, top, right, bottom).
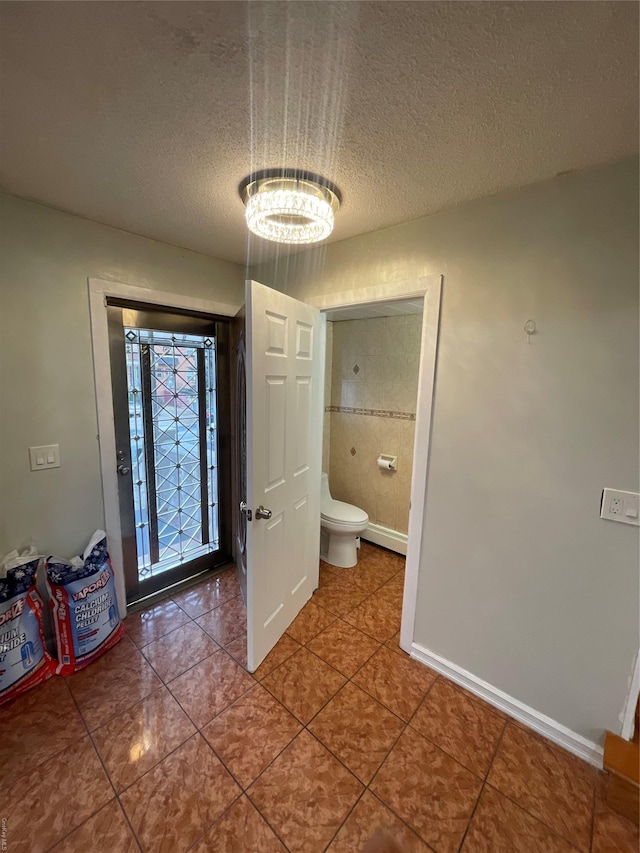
<box><xmin>481</xmin><ymin>781</ymin><xmax>586</xmax><ymax>852</ymax></box>
<box><xmin>55</xmin><ymin>684</ymin><xmax>144</xmax><ymax>853</ymax></box>
<box><xmin>23</xmin><ymin>552</ymin><xmax>420</xmax><ymax>853</ymax></box>
<box><xmin>588</xmin><ymin>771</ymin><xmax>599</xmax><ymax>852</ymax></box>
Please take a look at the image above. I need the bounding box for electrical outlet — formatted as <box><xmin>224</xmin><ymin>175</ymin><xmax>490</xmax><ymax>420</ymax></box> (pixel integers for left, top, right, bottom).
<box><xmin>610</xmin><ymin>496</ymin><xmax>623</xmax><ymax>515</ymax></box>
<box><xmin>601</xmin><ymin>488</ymin><xmax>640</xmax><ymax>526</ymax></box>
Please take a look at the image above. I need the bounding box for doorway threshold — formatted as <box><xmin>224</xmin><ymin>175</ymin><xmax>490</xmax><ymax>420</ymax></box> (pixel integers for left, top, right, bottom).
<box><xmin>126</xmin><ymin>561</ymin><xmax>235</xmax><ymax>615</ymax></box>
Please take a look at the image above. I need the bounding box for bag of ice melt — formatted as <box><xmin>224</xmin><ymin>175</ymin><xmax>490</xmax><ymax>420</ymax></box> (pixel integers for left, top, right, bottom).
<box><xmin>45</xmin><ymin>530</ymin><xmax>124</xmax><ymax>675</ymax></box>
<box><xmin>0</xmin><ymin>545</ymin><xmax>55</xmax><ymax>705</ymax></box>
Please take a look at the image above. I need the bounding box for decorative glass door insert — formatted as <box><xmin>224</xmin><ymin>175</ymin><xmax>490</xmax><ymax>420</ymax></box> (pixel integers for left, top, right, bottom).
<box><xmin>107</xmin><ymin>303</ymin><xmax>232</xmax><ymax>604</ymax></box>
<box><xmin>124</xmin><ymin>328</ymin><xmax>219</xmax><ymax>581</ymax></box>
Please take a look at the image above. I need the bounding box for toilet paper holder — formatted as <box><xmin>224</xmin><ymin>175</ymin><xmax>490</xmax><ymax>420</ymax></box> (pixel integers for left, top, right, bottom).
<box><xmin>377</xmin><ymin>454</ymin><xmax>397</xmax><ymax>471</ymax></box>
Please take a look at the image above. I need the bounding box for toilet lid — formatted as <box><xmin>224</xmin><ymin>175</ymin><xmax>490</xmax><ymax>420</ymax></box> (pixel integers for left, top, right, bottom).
<box><xmin>321</xmin><ymin>499</ymin><xmax>368</xmax><ymax>525</ymax></box>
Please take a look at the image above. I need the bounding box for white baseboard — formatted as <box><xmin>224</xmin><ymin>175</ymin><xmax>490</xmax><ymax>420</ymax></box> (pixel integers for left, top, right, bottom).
<box><xmin>362</xmin><ymin>523</ymin><xmax>408</xmax><ymax>556</ymax></box>
<box><xmin>411</xmin><ymin>642</ymin><xmax>604</xmax><ymax>769</ymax></box>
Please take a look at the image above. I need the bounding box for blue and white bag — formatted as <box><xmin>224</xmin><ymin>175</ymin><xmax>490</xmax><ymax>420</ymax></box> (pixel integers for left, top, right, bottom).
<box><xmin>0</xmin><ymin>546</ymin><xmax>54</xmax><ymax>704</ymax></box>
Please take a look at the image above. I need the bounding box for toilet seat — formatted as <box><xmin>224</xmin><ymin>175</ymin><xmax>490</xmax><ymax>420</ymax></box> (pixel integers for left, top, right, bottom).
<box><xmin>321</xmin><ymin>499</ymin><xmax>368</xmax><ymax>526</ymax></box>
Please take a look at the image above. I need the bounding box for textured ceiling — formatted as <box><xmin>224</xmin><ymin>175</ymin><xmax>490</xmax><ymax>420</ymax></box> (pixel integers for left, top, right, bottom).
<box><xmin>326</xmin><ymin>298</ymin><xmax>423</xmax><ymax>322</ymax></box>
<box><xmin>0</xmin><ymin>1</ymin><xmax>637</xmax><ymax>265</ymax></box>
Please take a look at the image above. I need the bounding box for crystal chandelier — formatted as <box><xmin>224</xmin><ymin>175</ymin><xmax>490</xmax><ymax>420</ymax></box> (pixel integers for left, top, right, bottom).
<box><xmin>240</xmin><ymin>170</ymin><xmax>341</xmax><ymax>245</ymax></box>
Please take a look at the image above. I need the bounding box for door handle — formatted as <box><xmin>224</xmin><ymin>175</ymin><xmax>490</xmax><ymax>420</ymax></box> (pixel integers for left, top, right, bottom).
<box><xmin>255</xmin><ymin>505</ymin><xmax>272</xmax><ymax>520</ymax></box>
<box><xmin>240</xmin><ymin>501</ymin><xmax>252</xmax><ymax>521</ymax></box>
<box><xmin>117</xmin><ymin>464</ymin><xmax>130</xmax><ymax>476</ymax></box>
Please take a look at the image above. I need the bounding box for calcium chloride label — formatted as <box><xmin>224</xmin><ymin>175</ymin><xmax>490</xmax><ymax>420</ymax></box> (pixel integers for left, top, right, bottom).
<box><xmin>46</xmin><ymin>531</ymin><xmax>124</xmax><ymax>675</ymax></box>
<box><xmin>0</xmin><ymin>557</ymin><xmax>54</xmax><ymax>704</ymax></box>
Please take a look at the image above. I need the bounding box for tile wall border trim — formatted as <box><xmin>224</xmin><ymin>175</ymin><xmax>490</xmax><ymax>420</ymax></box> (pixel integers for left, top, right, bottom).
<box><xmin>326</xmin><ymin>405</ymin><xmax>416</xmax><ymax>421</ymax></box>
<box><xmin>411</xmin><ymin>642</ymin><xmax>604</xmax><ymax>768</ymax></box>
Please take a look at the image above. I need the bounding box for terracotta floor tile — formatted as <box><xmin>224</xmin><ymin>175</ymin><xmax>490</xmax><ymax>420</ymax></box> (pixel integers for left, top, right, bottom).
<box><xmin>168</xmin><ymin>648</ymin><xmax>255</xmax><ymax>728</ymax></box>
<box><xmin>487</xmin><ymin>723</ymin><xmax>596</xmax><ymax>851</ymax></box>
<box><xmin>203</xmin><ymin>683</ymin><xmax>301</xmax><ymax>788</ymax></box>
<box><xmin>125</xmin><ymin>598</ymin><xmax>190</xmax><ymax>648</ymax></box>
<box><xmin>0</xmin><ymin>677</ymin><xmax>85</xmax><ymax>784</ymax></box>
<box><xmin>195</xmin><ymin>596</ymin><xmax>247</xmax><ymax>647</ymax></box>
<box><xmin>327</xmin><ymin>790</ymin><xmax>432</xmax><ymax>853</ymax></box>
<box><xmin>5</xmin><ymin>735</ymin><xmax>113</xmax><ymax>853</ymax></box>
<box><xmin>385</xmin><ymin>631</ymin><xmax>410</xmax><ymax>658</ymax></box>
<box><xmin>352</xmin><ymin>645</ymin><xmax>436</xmax><ymax>721</ymax></box>
<box><xmin>120</xmin><ymin>733</ymin><xmax>241</xmax><ymax>853</ymax></box>
<box><xmin>218</xmin><ymin>567</ymin><xmax>242</xmax><ymax>598</ymax></box>
<box><xmin>462</xmin><ymin>784</ymin><xmax>578</xmax><ymax>852</ymax></box>
<box><xmin>171</xmin><ymin>574</ymin><xmax>237</xmax><ymax>618</ymax></box>
<box><xmin>411</xmin><ymin>677</ymin><xmax>506</xmax><ymax>777</ymax></box>
<box><xmin>359</xmin><ymin>542</ymin><xmax>405</xmax><ymax>574</ymax></box>
<box><xmin>319</xmin><ymin>562</ymin><xmax>341</xmax><ymax>586</ymax></box>
<box><xmin>338</xmin><ymin>565</ymin><xmax>392</xmax><ymax>596</ymax></box>
<box><xmin>370</xmin><ymin>727</ymin><xmax>482</xmax><ymax>853</ymax></box>
<box><xmin>51</xmin><ymin>800</ymin><xmax>139</xmax><ymax>853</ymax></box>
<box><xmin>261</xmin><ymin>647</ymin><xmax>346</xmax><ymax>724</ymax></box>
<box><xmin>592</xmin><ymin>772</ymin><xmax>639</xmax><ymax>852</ymax></box>
<box><xmin>285</xmin><ymin>599</ymin><xmax>336</xmax><ymax>644</ymax></box>
<box><xmin>141</xmin><ymin>621</ymin><xmax>218</xmax><ymax>683</ymax></box>
<box><xmin>310</xmin><ymin>579</ymin><xmax>370</xmax><ymax>618</ymax></box>
<box><xmin>377</xmin><ymin>575</ymin><xmax>405</xmax><ymax>609</ymax></box>
<box><xmin>345</xmin><ymin>555</ymin><xmax>401</xmax><ymax>594</ymax></box>
<box><xmin>308</xmin><ymin>682</ymin><xmax>405</xmax><ymax>783</ymax></box>
<box><xmin>248</xmin><ymin>730</ymin><xmax>363</xmax><ymax>853</ymax></box>
<box><xmin>225</xmin><ymin>633</ymin><xmax>248</xmax><ymax>668</ymax></box>
<box><xmin>190</xmin><ymin>796</ymin><xmax>286</xmax><ymax>853</ymax></box>
<box><xmin>592</xmin><ymin>808</ymin><xmax>640</xmax><ymax>853</ymax></box>
<box><xmin>254</xmin><ymin>633</ymin><xmax>301</xmax><ymax>680</ymax></box>
<box><xmin>68</xmin><ymin>636</ymin><xmax>162</xmax><ymax>730</ymax></box>
<box><xmin>92</xmin><ymin>685</ymin><xmax>196</xmax><ymax>792</ymax></box>
<box><xmin>306</xmin><ymin>618</ymin><xmax>381</xmax><ymax>677</ymax></box>
<box><xmin>343</xmin><ymin>593</ymin><xmax>401</xmax><ymax>642</ymax></box>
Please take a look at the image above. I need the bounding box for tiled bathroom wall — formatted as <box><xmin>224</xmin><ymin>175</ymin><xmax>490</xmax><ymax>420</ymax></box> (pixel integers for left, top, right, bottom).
<box><xmin>322</xmin><ymin>320</ymin><xmax>333</xmax><ymax>473</ymax></box>
<box><xmin>323</xmin><ymin>314</ymin><xmax>421</xmax><ymax>534</ymax></box>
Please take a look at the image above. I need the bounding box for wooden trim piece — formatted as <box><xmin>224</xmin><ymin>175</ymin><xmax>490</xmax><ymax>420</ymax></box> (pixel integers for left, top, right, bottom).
<box><xmin>605</xmin><ymin>772</ymin><xmax>640</xmax><ymax>826</ymax></box>
<box><xmin>604</xmin><ymin>731</ymin><xmax>640</xmax><ymax>784</ymax></box>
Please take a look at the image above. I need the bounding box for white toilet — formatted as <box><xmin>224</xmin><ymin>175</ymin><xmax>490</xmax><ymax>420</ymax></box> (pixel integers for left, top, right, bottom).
<box><xmin>320</xmin><ymin>472</ymin><xmax>369</xmax><ymax>568</ymax></box>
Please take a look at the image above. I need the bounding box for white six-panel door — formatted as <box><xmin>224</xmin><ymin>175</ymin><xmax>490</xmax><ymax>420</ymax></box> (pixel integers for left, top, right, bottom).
<box><xmin>245</xmin><ymin>280</ymin><xmax>322</xmax><ymax>671</ymax></box>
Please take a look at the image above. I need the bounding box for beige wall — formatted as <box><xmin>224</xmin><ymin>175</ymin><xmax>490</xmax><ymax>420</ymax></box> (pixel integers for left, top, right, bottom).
<box><xmin>252</xmin><ymin>157</ymin><xmax>640</xmax><ymax>744</ymax></box>
<box><xmin>327</xmin><ymin>315</ymin><xmax>421</xmax><ymax>533</ymax></box>
<box><xmin>0</xmin><ymin>194</ymin><xmax>243</xmax><ymax>557</ymax></box>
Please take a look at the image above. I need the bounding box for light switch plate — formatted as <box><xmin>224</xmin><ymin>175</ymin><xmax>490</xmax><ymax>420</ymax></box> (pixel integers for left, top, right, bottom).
<box><xmin>600</xmin><ymin>488</ymin><xmax>639</xmax><ymax>526</ymax></box>
<box><xmin>29</xmin><ymin>444</ymin><xmax>61</xmax><ymax>471</ymax></box>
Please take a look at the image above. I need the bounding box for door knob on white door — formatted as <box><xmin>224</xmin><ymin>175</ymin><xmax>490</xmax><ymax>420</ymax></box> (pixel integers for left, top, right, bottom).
<box><xmin>255</xmin><ymin>506</ymin><xmax>272</xmax><ymax>520</ymax></box>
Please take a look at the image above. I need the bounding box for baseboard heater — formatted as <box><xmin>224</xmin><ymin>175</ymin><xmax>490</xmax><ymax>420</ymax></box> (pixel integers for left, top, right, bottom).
<box><xmin>361</xmin><ymin>522</ymin><xmax>408</xmax><ymax>556</ymax></box>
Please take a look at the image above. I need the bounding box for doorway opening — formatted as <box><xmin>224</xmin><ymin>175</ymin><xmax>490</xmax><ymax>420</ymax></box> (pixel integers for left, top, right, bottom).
<box><xmin>321</xmin><ymin>298</ymin><xmax>424</xmax><ymax>557</ymax></box>
<box><xmin>107</xmin><ymin>302</ymin><xmax>233</xmax><ymax>605</ymax></box>
<box><xmin>313</xmin><ymin>274</ymin><xmax>442</xmax><ymax>654</ymax></box>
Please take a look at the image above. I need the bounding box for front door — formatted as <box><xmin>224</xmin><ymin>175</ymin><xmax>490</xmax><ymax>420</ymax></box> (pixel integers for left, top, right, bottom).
<box><xmin>107</xmin><ymin>303</ymin><xmax>232</xmax><ymax>604</ymax></box>
<box><xmin>238</xmin><ymin>281</ymin><xmax>323</xmax><ymax>672</ymax></box>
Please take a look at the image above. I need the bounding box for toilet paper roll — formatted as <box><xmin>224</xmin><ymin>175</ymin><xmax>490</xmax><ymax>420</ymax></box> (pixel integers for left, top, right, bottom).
<box><xmin>377</xmin><ymin>457</ymin><xmax>394</xmax><ymax>470</ymax></box>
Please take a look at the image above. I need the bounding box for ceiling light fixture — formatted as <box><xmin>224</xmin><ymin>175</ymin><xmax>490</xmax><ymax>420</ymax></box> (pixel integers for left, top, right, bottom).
<box><xmin>239</xmin><ymin>170</ymin><xmax>341</xmax><ymax>245</ymax></box>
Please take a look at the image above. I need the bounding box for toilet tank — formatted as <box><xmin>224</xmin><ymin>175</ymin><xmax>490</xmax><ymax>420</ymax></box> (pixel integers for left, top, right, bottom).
<box><xmin>321</xmin><ymin>472</ymin><xmax>332</xmax><ymax>505</ymax></box>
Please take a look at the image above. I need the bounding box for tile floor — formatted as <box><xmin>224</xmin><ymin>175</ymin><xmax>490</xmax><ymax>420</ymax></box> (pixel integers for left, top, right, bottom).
<box><xmin>2</xmin><ymin>542</ymin><xmax>638</xmax><ymax>853</ymax></box>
